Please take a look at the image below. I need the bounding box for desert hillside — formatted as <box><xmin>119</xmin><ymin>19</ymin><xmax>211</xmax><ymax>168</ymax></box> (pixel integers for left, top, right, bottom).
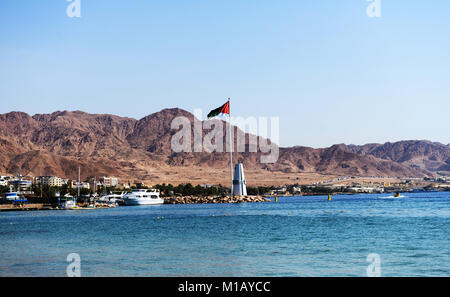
<box><xmin>1</xmin><ymin>109</ymin><xmax>447</xmax><ymax>185</ymax></box>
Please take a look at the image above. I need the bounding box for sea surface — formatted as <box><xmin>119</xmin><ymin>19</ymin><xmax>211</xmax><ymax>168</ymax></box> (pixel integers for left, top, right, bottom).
<box><xmin>0</xmin><ymin>192</ymin><xmax>449</xmax><ymax>277</ymax></box>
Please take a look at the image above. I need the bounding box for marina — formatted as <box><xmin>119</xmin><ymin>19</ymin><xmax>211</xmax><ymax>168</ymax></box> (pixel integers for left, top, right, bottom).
<box><xmin>1</xmin><ymin>1</ymin><xmax>449</xmax><ymax>281</ymax></box>
<box><xmin>0</xmin><ymin>194</ymin><xmax>270</xmax><ymax>211</ymax></box>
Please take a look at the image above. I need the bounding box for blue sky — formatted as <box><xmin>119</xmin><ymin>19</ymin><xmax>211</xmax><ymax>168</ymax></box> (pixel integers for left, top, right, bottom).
<box><xmin>0</xmin><ymin>0</ymin><xmax>449</xmax><ymax>147</ymax></box>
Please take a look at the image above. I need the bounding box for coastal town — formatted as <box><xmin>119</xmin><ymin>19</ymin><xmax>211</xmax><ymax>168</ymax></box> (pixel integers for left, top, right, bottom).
<box><xmin>1</xmin><ymin>170</ymin><xmax>449</xmax><ymax>212</ymax></box>
<box><xmin>1</xmin><ymin>0</ymin><xmax>449</xmax><ymax>279</ymax></box>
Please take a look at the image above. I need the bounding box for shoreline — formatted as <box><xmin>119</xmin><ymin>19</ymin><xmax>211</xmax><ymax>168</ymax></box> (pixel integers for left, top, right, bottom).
<box><xmin>2</xmin><ymin>190</ymin><xmax>448</xmax><ymax>212</ymax></box>
<box><xmin>0</xmin><ymin>203</ymin><xmax>53</xmax><ymax>212</ymax></box>
<box><xmin>0</xmin><ymin>196</ymin><xmax>272</xmax><ymax>212</ymax></box>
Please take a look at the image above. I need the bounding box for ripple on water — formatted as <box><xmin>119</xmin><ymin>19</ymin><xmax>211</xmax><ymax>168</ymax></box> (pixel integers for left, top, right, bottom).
<box><xmin>0</xmin><ymin>192</ymin><xmax>449</xmax><ymax>276</ymax></box>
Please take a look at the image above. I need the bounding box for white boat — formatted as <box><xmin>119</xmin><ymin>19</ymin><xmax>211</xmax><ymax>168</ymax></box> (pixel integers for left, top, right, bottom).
<box><xmin>5</xmin><ymin>191</ymin><xmax>20</xmax><ymax>201</ymax></box>
<box><xmin>98</xmin><ymin>192</ymin><xmax>124</xmax><ymax>203</ymax></box>
<box><xmin>3</xmin><ymin>186</ymin><xmax>27</xmax><ymax>202</ymax></box>
<box><xmin>64</xmin><ymin>198</ymin><xmax>78</xmax><ymax>209</ymax></box>
<box><xmin>59</xmin><ymin>194</ymin><xmax>79</xmax><ymax>209</ymax></box>
<box><xmin>122</xmin><ymin>189</ymin><xmax>164</xmax><ymax>206</ymax></box>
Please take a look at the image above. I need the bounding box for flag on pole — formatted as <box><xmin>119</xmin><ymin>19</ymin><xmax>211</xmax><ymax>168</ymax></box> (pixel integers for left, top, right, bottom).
<box><xmin>207</xmin><ymin>101</ymin><xmax>230</xmax><ymax>119</ymax></box>
<box><xmin>207</xmin><ymin>99</ymin><xmax>234</xmax><ymax>197</ymax></box>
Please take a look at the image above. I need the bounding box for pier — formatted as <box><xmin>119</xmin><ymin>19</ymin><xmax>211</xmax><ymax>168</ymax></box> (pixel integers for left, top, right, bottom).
<box><xmin>0</xmin><ymin>203</ymin><xmax>53</xmax><ymax>212</ymax></box>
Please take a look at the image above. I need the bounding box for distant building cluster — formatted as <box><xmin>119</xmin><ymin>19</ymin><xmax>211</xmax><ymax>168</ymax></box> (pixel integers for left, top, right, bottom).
<box><xmin>1</xmin><ymin>172</ymin><xmax>449</xmax><ymax>196</ymax></box>
<box><xmin>269</xmin><ymin>186</ymin><xmax>302</xmax><ymax>195</ymax></box>
<box><xmin>0</xmin><ymin>174</ymin><xmax>121</xmax><ymax>194</ymax></box>
<box><xmin>347</xmin><ymin>186</ymin><xmax>385</xmax><ymax>193</ymax></box>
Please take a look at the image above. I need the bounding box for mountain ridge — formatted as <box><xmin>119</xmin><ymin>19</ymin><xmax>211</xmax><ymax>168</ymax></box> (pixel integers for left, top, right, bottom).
<box><xmin>1</xmin><ymin>109</ymin><xmax>447</xmax><ymax>183</ymax></box>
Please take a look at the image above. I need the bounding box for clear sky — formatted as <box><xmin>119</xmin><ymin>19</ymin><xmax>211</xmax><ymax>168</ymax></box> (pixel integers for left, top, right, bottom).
<box><xmin>1</xmin><ymin>0</ymin><xmax>449</xmax><ymax>148</ymax></box>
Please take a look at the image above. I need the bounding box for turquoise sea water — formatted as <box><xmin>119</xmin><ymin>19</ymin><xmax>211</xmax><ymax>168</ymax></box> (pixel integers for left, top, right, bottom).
<box><xmin>0</xmin><ymin>192</ymin><xmax>448</xmax><ymax>277</ymax></box>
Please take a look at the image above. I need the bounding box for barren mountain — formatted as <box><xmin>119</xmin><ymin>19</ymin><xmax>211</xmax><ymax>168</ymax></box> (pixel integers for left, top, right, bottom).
<box><xmin>0</xmin><ymin>109</ymin><xmax>443</xmax><ymax>185</ymax></box>
<box><xmin>273</xmin><ymin>144</ymin><xmax>430</xmax><ymax>177</ymax></box>
<box><xmin>343</xmin><ymin>141</ymin><xmax>450</xmax><ymax>174</ymax></box>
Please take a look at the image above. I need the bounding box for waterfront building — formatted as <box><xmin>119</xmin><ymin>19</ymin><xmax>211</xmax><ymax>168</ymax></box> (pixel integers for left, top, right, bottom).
<box><xmin>271</xmin><ymin>187</ymin><xmax>287</xmax><ymax>195</ymax></box>
<box><xmin>37</xmin><ymin>176</ymin><xmax>63</xmax><ymax>187</ymax></box>
<box><xmin>348</xmin><ymin>186</ymin><xmax>384</xmax><ymax>193</ymax></box>
<box><xmin>69</xmin><ymin>180</ymin><xmax>90</xmax><ymax>190</ymax></box>
<box><xmin>232</xmin><ymin>163</ymin><xmax>247</xmax><ymax>196</ymax></box>
<box><xmin>292</xmin><ymin>186</ymin><xmax>302</xmax><ymax>194</ymax></box>
<box><xmin>99</xmin><ymin>177</ymin><xmax>119</xmax><ymax>188</ymax></box>
<box><xmin>0</xmin><ymin>176</ymin><xmax>14</xmax><ymax>182</ymax></box>
<box><xmin>8</xmin><ymin>179</ymin><xmax>32</xmax><ymax>194</ymax></box>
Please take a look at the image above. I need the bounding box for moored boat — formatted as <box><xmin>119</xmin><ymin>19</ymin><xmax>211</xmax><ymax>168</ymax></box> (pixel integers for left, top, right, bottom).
<box><xmin>122</xmin><ymin>189</ymin><xmax>164</xmax><ymax>205</ymax></box>
<box><xmin>3</xmin><ymin>186</ymin><xmax>27</xmax><ymax>203</ymax></box>
<box><xmin>98</xmin><ymin>192</ymin><xmax>125</xmax><ymax>205</ymax></box>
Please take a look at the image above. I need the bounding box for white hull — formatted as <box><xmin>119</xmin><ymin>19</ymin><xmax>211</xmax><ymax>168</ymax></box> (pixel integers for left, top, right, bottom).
<box><xmin>122</xmin><ymin>189</ymin><xmax>164</xmax><ymax>206</ymax></box>
<box><xmin>123</xmin><ymin>198</ymin><xmax>164</xmax><ymax>205</ymax></box>
<box><xmin>63</xmin><ymin>200</ymin><xmax>77</xmax><ymax>209</ymax></box>
<box><xmin>98</xmin><ymin>194</ymin><xmax>124</xmax><ymax>203</ymax></box>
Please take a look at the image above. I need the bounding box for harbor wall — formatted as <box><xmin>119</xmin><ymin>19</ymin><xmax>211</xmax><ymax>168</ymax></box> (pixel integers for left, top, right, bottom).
<box><xmin>164</xmin><ymin>195</ymin><xmax>270</xmax><ymax>204</ymax></box>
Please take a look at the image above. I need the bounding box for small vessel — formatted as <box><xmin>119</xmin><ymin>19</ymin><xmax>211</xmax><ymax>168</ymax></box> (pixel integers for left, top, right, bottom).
<box><xmin>4</xmin><ymin>186</ymin><xmax>27</xmax><ymax>203</ymax></box>
<box><xmin>5</xmin><ymin>191</ymin><xmax>21</xmax><ymax>201</ymax></box>
<box><xmin>98</xmin><ymin>192</ymin><xmax>125</xmax><ymax>205</ymax></box>
<box><xmin>59</xmin><ymin>195</ymin><xmax>79</xmax><ymax>209</ymax></box>
<box><xmin>122</xmin><ymin>189</ymin><xmax>164</xmax><ymax>206</ymax></box>
<box><xmin>65</xmin><ymin>199</ymin><xmax>78</xmax><ymax>209</ymax></box>
<box><xmin>394</xmin><ymin>192</ymin><xmax>401</xmax><ymax>198</ymax></box>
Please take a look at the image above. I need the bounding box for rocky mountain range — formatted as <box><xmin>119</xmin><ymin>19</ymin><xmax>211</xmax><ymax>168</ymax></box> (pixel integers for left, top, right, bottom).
<box><xmin>0</xmin><ymin>109</ymin><xmax>448</xmax><ymax>184</ymax></box>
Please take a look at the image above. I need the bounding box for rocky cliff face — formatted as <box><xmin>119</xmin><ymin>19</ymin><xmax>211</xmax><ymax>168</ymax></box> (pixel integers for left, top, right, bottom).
<box><xmin>0</xmin><ymin>109</ymin><xmax>444</xmax><ymax>182</ymax></box>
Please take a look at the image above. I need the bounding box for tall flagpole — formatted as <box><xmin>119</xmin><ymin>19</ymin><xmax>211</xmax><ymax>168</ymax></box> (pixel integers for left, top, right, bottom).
<box><xmin>78</xmin><ymin>166</ymin><xmax>81</xmax><ymax>198</ymax></box>
<box><xmin>228</xmin><ymin>98</ymin><xmax>233</xmax><ymax>197</ymax></box>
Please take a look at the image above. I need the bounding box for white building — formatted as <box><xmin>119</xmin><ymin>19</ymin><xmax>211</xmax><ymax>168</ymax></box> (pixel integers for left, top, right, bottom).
<box><xmin>348</xmin><ymin>186</ymin><xmax>384</xmax><ymax>193</ymax></box>
<box><xmin>271</xmin><ymin>187</ymin><xmax>287</xmax><ymax>195</ymax></box>
<box><xmin>292</xmin><ymin>186</ymin><xmax>302</xmax><ymax>194</ymax></box>
<box><xmin>70</xmin><ymin>180</ymin><xmax>90</xmax><ymax>190</ymax></box>
<box><xmin>38</xmin><ymin>176</ymin><xmax>63</xmax><ymax>187</ymax></box>
<box><xmin>99</xmin><ymin>177</ymin><xmax>119</xmax><ymax>188</ymax></box>
<box><xmin>9</xmin><ymin>179</ymin><xmax>32</xmax><ymax>193</ymax></box>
